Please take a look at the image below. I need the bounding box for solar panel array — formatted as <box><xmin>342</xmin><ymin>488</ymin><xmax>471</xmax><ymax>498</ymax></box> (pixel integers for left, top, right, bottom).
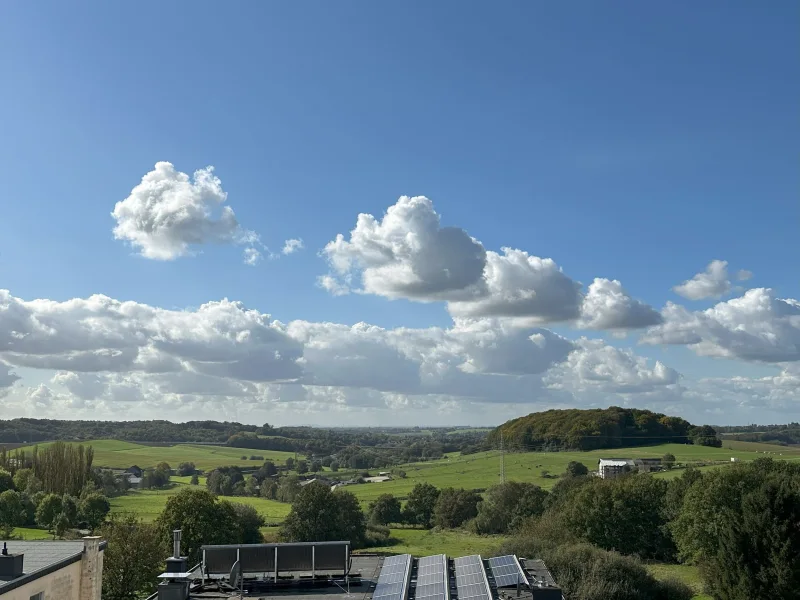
<box><xmin>373</xmin><ymin>554</ymin><xmax>412</xmax><ymax>600</ymax></box>
<box><xmin>453</xmin><ymin>555</ymin><xmax>490</xmax><ymax>600</ymax></box>
<box><xmin>488</xmin><ymin>555</ymin><xmax>527</xmax><ymax>588</ymax></box>
<box><xmin>415</xmin><ymin>554</ymin><xmax>449</xmax><ymax>600</ymax></box>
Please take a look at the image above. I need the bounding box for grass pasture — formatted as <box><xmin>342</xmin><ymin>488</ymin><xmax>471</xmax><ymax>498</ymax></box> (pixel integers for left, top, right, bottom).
<box><xmin>110</xmin><ymin>482</ymin><xmax>292</xmax><ymax>523</ymax></box>
<box><xmin>12</xmin><ymin>439</ymin><xmax>295</xmax><ymax>471</ymax></box>
<box><xmin>363</xmin><ymin>527</ymin><xmax>502</xmax><ymax>557</ymax></box>
<box><xmin>345</xmin><ymin>442</ymin><xmax>773</xmax><ymax>505</ymax></box>
<box><xmin>646</xmin><ymin>563</ymin><xmax>711</xmax><ymax>600</ymax></box>
<box><xmin>721</xmin><ymin>439</ymin><xmax>800</xmax><ymax>455</ymax></box>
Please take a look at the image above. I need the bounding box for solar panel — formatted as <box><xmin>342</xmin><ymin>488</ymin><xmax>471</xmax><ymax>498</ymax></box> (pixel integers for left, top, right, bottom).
<box><xmin>374</xmin><ymin>554</ymin><xmax>412</xmax><ymax>600</ymax></box>
<box><xmin>488</xmin><ymin>555</ymin><xmax>528</xmax><ymax>588</ymax></box>
<box><xmin>453</xmin><ymin>555</ymin><xmax>490</xmax><ymax>600</ymax></box>
<box><xmin>415</xmin><ymin>554</ymin><xmax>449</xmax><ymax>600</ymax></box>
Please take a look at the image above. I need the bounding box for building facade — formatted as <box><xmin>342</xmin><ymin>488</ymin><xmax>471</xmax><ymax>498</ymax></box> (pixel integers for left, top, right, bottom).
<box><xmin>0</xmin><ymin>537</ymin><xmax>105</xmax><ymax>600</ymax></box>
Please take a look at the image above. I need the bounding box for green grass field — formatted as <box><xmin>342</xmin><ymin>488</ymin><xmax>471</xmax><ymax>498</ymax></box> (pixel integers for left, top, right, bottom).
<box><xmin>721</xmin><ymin>439</ymin><xmax>800</xmax><ymax>454</ymax></box>
<box><xmin>12</xmin><ymin>439</ymin><xmax>296</xmax><ymax>471</ymax></box>
<box><xmin>344</xmin><ymin>442</ymin><xmax>778</xmax><ymax>505</ymax></box>
<box><xmin>110</xmin><ymin>482</ymin><xmax>291</xmax><ymax>523</ymax></box>
<box><xmin>646</xmin><ymin>563</ymin><xmax>711</xmax><ymax>600</ymax></box>
<box><xmin>363</xmin><ymin>527</ymin><xmax>503</xmax><ymax>557</ymax></box>
<box><xmin>13</xmin><ymin>527</ymin><xmax>52</xmax><ymax>540</ymax></box>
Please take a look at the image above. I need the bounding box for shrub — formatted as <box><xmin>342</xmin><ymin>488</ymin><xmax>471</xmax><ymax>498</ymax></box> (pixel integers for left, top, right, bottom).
<box><xmin>503</xmin><ymin>531</ymin><xmax>691</xmax><ymax>600</ymax></box>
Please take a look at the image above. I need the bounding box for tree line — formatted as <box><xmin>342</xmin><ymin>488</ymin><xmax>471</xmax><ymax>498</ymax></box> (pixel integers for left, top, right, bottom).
<box><xmin>0</xmin><ymin>418</ymin><xmax>488</xmax><ymax>461</ymax></box>
<box><xmin>0</xmin><ymin>465</ymin><xmax>111</xmax><ymax>539</ymax></box>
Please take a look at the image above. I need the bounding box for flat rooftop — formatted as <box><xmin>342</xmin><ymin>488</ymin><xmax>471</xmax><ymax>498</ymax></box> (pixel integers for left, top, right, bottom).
<box><xmin>185</xmin><ymin>555</ymin><xmax>382</xmax><ymax>600</ymax></box>
<box><xmin>178</xmin><ymin>553</ymin><xmax>560</xmax><ymax>600</ymax></box>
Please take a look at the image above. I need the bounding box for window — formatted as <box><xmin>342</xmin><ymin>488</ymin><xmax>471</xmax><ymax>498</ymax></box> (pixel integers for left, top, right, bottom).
<box><xmin>30</xmin><ymin>593</ymin><xmax>44</xmax><ymax>600</ymax></box>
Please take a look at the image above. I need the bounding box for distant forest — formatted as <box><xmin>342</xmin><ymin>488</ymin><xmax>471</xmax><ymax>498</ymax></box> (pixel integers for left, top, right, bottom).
<box><xmin>716</xmin><ymin>423</ymin><xmax>800</xmax><ymax>446</ymax></box>
<box><xmin>0</xmin><ymin>419</ymin><xmax>488</xmax><ymax>465</ymax></box>
<box><xmin>490</xmin><ymin>407</ymin><xmax>722</xmax><ymax>451</ymax></box>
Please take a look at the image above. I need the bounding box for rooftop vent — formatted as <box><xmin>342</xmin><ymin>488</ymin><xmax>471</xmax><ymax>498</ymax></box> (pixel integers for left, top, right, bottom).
<box><xmin>0</xmin><ymin>543</ymin><xmax>24</xmax><ymax>582</ymax></box>
<box><xmin>157</xmin><ymin>530</ymin><xmax>191</xmax><ymax>600</ymax></box>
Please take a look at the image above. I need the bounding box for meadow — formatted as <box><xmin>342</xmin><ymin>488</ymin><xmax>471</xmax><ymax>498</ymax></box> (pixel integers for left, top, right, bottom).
<box><xmin>343</xmin><ymin>441</ymin><xmax>793</xmax><ymax>505</ymax></box>
<box><xmin>13</xmin><ymin>439</ymin><xmax>296</xmax><ymax>471</ymax></box>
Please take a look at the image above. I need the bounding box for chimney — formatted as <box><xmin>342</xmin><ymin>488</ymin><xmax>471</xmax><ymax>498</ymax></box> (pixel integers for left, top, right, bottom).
<box><xmin>165</xmin><ymin>529</ymin><xmax>187</xmax><ymax>574</ymax></box>
<box><xmin>159</xmin><ymin>529</ymin><xmax>190</xmax><ymax>600</ymax></box>
<box><xmin>80</xmin><ymin>536</ymin><xmax>102</xmax><ymax>600</ymax></box>
<box><xmin>0</xmin><ymin>543</ymin><xmax>25</xmax><ymax>582</ymax></box>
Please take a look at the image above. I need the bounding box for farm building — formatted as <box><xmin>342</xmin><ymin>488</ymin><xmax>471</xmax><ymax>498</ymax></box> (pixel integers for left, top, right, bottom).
<box><xmin>633</xmin><ymin>458</ymin><xmax>662</xmax><ymax>473</ymax></box>
<box><xmin>0</xmin><ymin>537</ymin><xmax>105</xmax><ymax>600</ymax></box>
<box><xmin>364</xmin><ymin>475</ymin><xmax>391</xmax><ymax>483</ymax></box>
<box><xmin>125</xmin><ymin>465</ymin><xmax>143</xmax><ymax>478</ymax></box>
<box><xmin>299</xmin><ymin>477</ymin><xmax>332</xmax><ymax>488</ymax></box>
<box><xmin>597</xmin><ymin>458</ymin><xmax>635</xmax><ymax>479</ymax></box>
<box><xmin>597</xmin><ymin>457</ymin><xmax>662</xmax><ymax>478</ymax></box>
<box><xmin>146</xmin><ymin>531</ymin><xmax>561</xmax><ymax>600</ymax></box>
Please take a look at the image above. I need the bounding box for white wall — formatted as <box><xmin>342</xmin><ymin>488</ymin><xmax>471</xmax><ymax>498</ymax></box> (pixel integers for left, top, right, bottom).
<box><xmin>1</xmin><ymin>560</ymin><xmax>81</xmax><ymax>600</ymax></box>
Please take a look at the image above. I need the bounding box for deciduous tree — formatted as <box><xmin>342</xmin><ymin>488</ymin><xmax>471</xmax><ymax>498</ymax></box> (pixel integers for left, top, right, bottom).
<box><xmin>472</xmin><ymin>482</ymin><xmax>548</xmax><ymax>534</ymax></box>
<box><xmin>100</xmin><ymin>513</ymin><xmax>163</xmax><ymax>600</ymax></box>
<box><xmin>79</xmin><ymin>493</ymin><xmax>111</xmax><ymax>532</ymax></box>
<box><xmin>565</xmin><ymin>461</ymin><xmax>589</xmax><ymax>477</ymax></box>
<box><xmin>0</xmin><ymin>490</ymin><xmax>25</xmax><ymax>537</ymax></box>
<box><xmin>433</xmin><ymin>488</ymin><xmax>480</xmax><ymax>529</ymax></box>
<box><xmin>368</xmin><ymin>494</ymin><xmax>402</xmax><ymax>526</ymax></box>
<box><xmin>35</xmin><ymin>493</ymin><xmax>63</xmax><ymax>531</ymax></box>
<box><xmin>661</xmin><ymin>453</ymin><xmax>676</xmax><ymax>470</ymax></box>
<box><xmin>281</xmin><ymin>483</ymin><xmax>365</xmax><ymax>545</ymax></box>
<box><xmin>405</xmin><ymin>482</ymin><xmax>440</xmax><ymax>528</ymax></box>
<box><xmin>156</xmin><ymin>488</ymin><xmax>239</xmax><ymax>564</ymax></box>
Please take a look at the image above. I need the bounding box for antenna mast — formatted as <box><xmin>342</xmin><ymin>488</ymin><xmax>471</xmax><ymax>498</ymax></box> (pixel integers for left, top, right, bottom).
<box><xmin>500</xmin><ymin>431</ymin><xmax>506</xmax><ymax>484</ymax></box>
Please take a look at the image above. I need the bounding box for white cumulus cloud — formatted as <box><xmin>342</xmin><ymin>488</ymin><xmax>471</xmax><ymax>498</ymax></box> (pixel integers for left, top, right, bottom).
<box><xmin>282</xmin><ymin>239</ymin><xmax>304</xmax><ymax>255</ymax></box>
<box><xmin>673</xmin><ymin>260</ymin><xmax>731</xmax><ymax>300</ymax></box>
<box><xmin>322</xmin><ymin>196</ymin><xmax>659</xmax><ymax>330</ymax></box>
<box><xmin>643</xmin><ymin>288</ymin><xmax>800</xmax><ymax>363</ymax></box>
<box><xmin>578</xmin><ymin>278</ymin><xmax>663</xmax><ymax>330</ymax></box>
<box><xmin>322</xmin><ymin>196</ymin><xmax>487</xmax><ymax>301</ymax></box>
<box><xmin>547</xmin><ymin>338</ymin><xmax>680</xmax><ymax>394</ymax></box>
<box><xmin>111</xmin><ymin>161</ymin><xmax>261</xmax><ymax>261</ymax></box>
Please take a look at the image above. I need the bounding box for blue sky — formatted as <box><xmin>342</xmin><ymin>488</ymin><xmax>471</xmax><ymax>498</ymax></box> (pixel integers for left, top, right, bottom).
<box><xmin>0</xmin><ymin>2</ymin><xmax>798</xmax><ymax>426</ymax></box>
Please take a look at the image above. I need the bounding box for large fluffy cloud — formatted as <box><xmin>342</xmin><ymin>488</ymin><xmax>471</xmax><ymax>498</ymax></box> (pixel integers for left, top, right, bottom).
<box><xmin>111</xmin><ymin>162</ymin><xmax>260</xmax><ymax>262</ymax></box>
<box><xmin>673</xmin><ymin>260</ymin><xmax>732</xmax><ymax>300</ymax></box>
<box><xmin>546</xmin><ymin>338</ymin><xmax>680</xmax><ymax>394</ymax></box>
<box><xmin>447</xmin><ymin>248</ymin><xmax>583</xmax><ymax>323</ymax></box>
<box><xmin>578</xmin><ymin>278</ymin><xmax>663</xmax><ymax>330</ymax></box>
<box><xmin>321</xmin><ymin>196</ymin><xmax>487</xmax><ymax>301</ymax></box>
<box><xmin>643</xmin><ymin>288</ymin><xmax>800</xmax><ymax>363</ymax></box>
<box><xmin>322</xmin><ymin>196</ymin><xmax>658</xmax><ymax>330</ymax></box>
<box><xmin>0</xmin><ymin>289</ymin><xmax>303</xmax><ymax>380</ymax></box>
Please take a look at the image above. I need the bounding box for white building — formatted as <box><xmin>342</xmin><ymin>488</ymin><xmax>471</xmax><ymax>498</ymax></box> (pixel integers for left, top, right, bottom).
<box><xmin>597</xmin><ymin>458</ymin><xmax>636</xmax><ymax>479</ymax></box>
<box><xmin>597</xmin><ymin>457</ymin><xmax>663</xmax><ymax>478</ymax></box>
<box><xmin>0</xmin><ymin>537</ymin><xmax>105</xmax><ymax>600</ymax></box>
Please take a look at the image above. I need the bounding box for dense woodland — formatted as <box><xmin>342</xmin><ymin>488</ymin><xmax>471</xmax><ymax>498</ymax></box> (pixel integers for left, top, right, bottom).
<box><xmin>490</xmin><ymin>407</ymin><xmax>722</xmax><ymax>451</ymax></box>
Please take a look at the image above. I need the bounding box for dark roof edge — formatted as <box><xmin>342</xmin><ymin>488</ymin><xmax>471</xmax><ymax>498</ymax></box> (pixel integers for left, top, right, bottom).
<box><xmin>200</xmin><ymin>540</ymin><xmax>350</xmax><ymax>550</ymax></box>
<box><xmin>0</xmin><ymin>541</ymin><xmax>106</xmax><ymax>595</ymax></box>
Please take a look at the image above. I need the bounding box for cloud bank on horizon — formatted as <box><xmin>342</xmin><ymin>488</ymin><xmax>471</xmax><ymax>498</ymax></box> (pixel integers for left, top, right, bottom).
<box><xmin>2</xmin><ymin>165</ymin><xmax>797</xmax><ymax>426</ymax></box>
